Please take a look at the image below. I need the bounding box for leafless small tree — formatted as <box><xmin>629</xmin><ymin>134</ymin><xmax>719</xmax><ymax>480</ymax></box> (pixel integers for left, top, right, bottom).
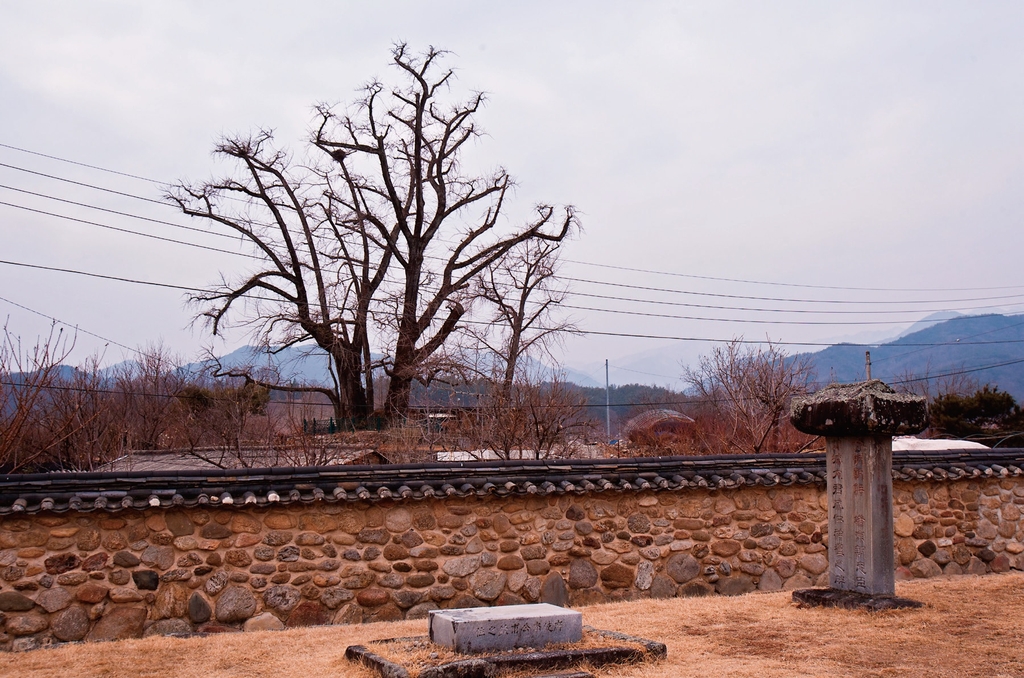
<box><xmin>892</xmin><ymin>361</ymin><xmax>979</xmax><ymax>401</ymax></box>
<box><xmin>0</xmin><ymin>322</ymin><xmax>76</xmax><ymax>472</ymax></box>
<box><xmin>454</xmin><ymin>375</ymin><xmax>591</xmax><ymax>460</ymax></box>
<box><xmin>472</xmin><ymin>237</ymin><xmax>577</xmax><ymax>397</ymax></box>
<box><xmin>112</xmin><ymin>344</ymin><xmax>186</xmax><ymax>452</ymax></box>
<box><xmin>41</xmin><ymin>356</ymin><xmax>122</xmax><ymax>471</ymax></box>
<box><xmin>684</xmin><ymin>339</ymin><xmax>816</xmax><ymax>455</ymax></box>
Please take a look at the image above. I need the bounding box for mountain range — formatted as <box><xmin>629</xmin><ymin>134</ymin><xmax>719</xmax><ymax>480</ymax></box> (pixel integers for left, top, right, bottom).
<box><xmin>121</xmin><ymin>312</ymin><xmax>1024</xmax><ymax>401</ymax></box>
<box><xmin>796</xmin><ymin>313</ymin><xmax>1024</xmax><ymax>398</ymax></box>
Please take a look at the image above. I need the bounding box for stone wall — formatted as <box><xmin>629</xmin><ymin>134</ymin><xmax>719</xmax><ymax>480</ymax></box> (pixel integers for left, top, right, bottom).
<box><xmin>0</xmin><ymin>476</ymin><xmax>1021</xmax><ymax>651</ymax></box>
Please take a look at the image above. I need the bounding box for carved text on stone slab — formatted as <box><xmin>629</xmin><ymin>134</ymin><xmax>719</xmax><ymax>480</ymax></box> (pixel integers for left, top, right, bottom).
<box><xmin>825</xmin><ymin>437</ymin><xmax>896</xmax><ymax>597</ymax></box>
<box><xmin>830</xmin><ymin>449</ymin><xmax>846</xmax><ymax>588</ymax></box>
<box><xmin>475</xmin><ymin>618</ymin><xmax>565</xmax><ymax>638</ymax></box>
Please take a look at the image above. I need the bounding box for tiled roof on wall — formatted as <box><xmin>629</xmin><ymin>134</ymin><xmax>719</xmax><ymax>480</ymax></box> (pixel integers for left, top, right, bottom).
<box><xmin>0</xmin><ymin>448</ymin><xmax>1022</xmax><ymax>516</ymax></box>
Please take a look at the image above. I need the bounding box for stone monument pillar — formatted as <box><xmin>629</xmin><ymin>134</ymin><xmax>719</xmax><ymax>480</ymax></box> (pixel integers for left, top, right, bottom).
<box><xmin>789</xmin><ymin>380</ymin><xmax>927</xmax><ymax>610</ymax></box>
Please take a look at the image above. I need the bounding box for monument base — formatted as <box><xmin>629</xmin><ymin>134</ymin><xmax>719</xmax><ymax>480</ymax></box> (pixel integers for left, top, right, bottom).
<box><xmin>792</xmin><ymin>588</ymin><xmax>923</xmax><ymax>611</ymax></box>
<box><xmin>346</xmin><ymin>626</ymin><xmax>666</xmax><ymax>678</ymax></box>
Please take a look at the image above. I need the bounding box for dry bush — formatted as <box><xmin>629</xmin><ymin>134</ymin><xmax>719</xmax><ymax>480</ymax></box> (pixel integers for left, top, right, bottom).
<box><xmin>683</xmin><ymin>340</ymin><xmax>818</xmax><ymax>455</ymax></box>
<box><xmin>449</xmin><ymin>377</ymin><xmax>593</xmax><ymax>460</ymax></box>
<box><xmin>0</xmin><ymin>323</ymin><xmax>76</xmax><ymax>472</ymax></box>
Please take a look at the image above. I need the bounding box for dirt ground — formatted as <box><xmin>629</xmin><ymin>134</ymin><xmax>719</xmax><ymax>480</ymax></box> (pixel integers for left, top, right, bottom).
<box><xmin>1</xmin><ymin>573</ymin><xmax>1022</xmax><ymax>678</ymax></box>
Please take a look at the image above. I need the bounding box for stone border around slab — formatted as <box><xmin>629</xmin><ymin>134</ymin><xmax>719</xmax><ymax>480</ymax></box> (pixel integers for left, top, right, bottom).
<box><xmin>345</xmin><ymin>626</ymin><xmax>666</xmax><ymax>678</ymax></box>
<box><xmin>791</xmin><ymin>587</ymin><xmax>924</xmax><ymax>611</ymax></box>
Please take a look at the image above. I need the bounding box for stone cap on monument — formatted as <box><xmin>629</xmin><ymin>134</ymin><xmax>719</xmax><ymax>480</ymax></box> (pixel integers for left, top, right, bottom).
<box><xmin>790</xmin><ymin>380</ymin><xmax>928</xmax><ymax>437</ymax></box>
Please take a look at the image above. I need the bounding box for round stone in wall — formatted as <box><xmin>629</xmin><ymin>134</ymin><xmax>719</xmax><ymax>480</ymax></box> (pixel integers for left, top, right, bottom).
<box><xmin>215</xmin><ymin>586</ymin><xmax>257</xmax><ymax>623</ymax></box>
<box><xmin>50</xmin><ymin>606</ymin><xmax>90</xmax><ymax>641</ymax></box>
<box><xmin>666</xmin><ymin>553</ymin><xmax>700</xmax><ymax>583</ymax></box>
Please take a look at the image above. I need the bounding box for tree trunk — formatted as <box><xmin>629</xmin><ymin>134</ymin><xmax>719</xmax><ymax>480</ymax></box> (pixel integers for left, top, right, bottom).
<box><xmin>332</xmin><ymin>349</ymin><xmax>369</xmax><ymax>419</ymax></box>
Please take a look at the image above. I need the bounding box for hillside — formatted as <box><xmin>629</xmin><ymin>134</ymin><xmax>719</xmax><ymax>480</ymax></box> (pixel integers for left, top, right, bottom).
<box><xmin>798</xmin><ymin>313</ymin><xmax>1024</xmax><ymax>398</ymax></box>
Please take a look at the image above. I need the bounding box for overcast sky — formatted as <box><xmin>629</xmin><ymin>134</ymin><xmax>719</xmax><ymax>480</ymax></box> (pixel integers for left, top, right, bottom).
<box><xmin>2</xmin><ymin>2</ymin><xmax>1023</xmax><ymax>386</ymax></box>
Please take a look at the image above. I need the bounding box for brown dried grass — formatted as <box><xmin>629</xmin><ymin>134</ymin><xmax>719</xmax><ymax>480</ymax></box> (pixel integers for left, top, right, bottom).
<box><xmin>365</xmin><ymin>628</ymin><xmax>647</xmax><ymax>677</ymax></box>
<box><xmin>2</xmin><ymin>573</ymin><xmax>1023</xmax><ymax>677</ymax></box>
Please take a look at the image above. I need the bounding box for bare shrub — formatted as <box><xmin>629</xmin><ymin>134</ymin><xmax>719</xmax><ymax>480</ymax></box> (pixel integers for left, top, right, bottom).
<box><xmin>684</xmin><ymin>340</ymin><xmax>817</xmax><ymax>455</ymax></box>
<box><xmin>0</xmin><ymin>323</ymin><xmax>77</xmax><ymax>472</ymax></box>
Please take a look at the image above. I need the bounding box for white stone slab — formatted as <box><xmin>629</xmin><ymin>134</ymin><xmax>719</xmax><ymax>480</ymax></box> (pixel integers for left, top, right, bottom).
<box><xmin>428</xmin><ymin>603</ymin><xmax>582</xmax><ymax>653</ymax></box>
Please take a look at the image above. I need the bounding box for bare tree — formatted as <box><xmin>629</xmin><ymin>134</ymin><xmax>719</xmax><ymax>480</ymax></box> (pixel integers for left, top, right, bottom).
<box><xmin>312</xmin><ymin>44</ymin><xmax>576</xmax><ymax>417</ymax></box>
<box><xmin>0</xmin><ymin>323</ymin><xmax>75</xmax><ymax>472</ymax></box>
<box><xmin>473</xmin><ymin>237</ymin><xmax>577</xmax><ymax>396</ymax></box>
<box><xmin>169</xmin><ymin>133</ymin><xmax>375</xmax><ymax>419</ymax></box>
<box><xmin>454</xmin><ymin>375</ymin><xmax>591</xmax><ymax>460</ymax></box>
<box><xmin>42</xmin><ymin>356</ymin><xmax>122</xmax><ymax>471</ymax></box>
<box><xmin>172</xmin><ymin>45</ymin><xmax>576</xmax><ymax>421</ymax></box>
<box><xmin>113</xmin><ymin>344</ymin><xmax>185</xmax><ymax>451</ymax></box>
<box><xmin>892</xmin><ymin>360</ymin><xmax>979</xmax><ymax>401</ymax></box>
<box><xmin>684</xmin><ymin>339</ymin><xmax>816</xmax><ymax>455</ymax></box>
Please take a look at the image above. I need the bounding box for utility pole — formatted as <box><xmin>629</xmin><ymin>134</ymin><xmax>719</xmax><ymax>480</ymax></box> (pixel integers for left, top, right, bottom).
<box><xmin>605</xmin><ymin>359</ymin><xmax>611</xmax><ymax>442</ymax></box>
<box><xmin>865</xmin><ymin>351</ymin><xmax>872</xmax><ymax>380</ymax></box>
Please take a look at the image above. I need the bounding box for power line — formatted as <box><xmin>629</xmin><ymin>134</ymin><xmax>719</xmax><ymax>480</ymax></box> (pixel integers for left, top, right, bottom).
<box><xmin>0</xmin><ymin>161</ymin><xmax>166</xmax><ymax>205</ymax></box>
<box><xmin>0</xmin><ymin>183</ymin><xmax>239</xmax><ymax>240</ymax></box>
<box><xmin>5</xmin><ymin>188</ymin><xmax>1021</xmax><ymax>322</ymax></box>
<box><xmin>565</xmin><ymin>258</ymin><xmax>1024</xmax><ymax>293</ymax></box>
<box><xmin>0</xmin><ymin>259</ymin><xmax>202</xmax><ymax>293</ymax></box>
<box><xmin>7</xmin><ymin>256</ymin><xmax>1024</xmax><ymax>351</ymax></box>
<box><xmin>4</xmin><ymin>150</ymin><xmax>1019</xmax><ymax>317</ymax></box>
<box><xmin>5</xmin><ymin>140</ymin><xmax>1021</xmax><ymax>302</ymax></box>
<box><xmin>0</xmin><ymin>142</ymin><xmax>159</xmax><ymax>183</ymax></box>
<box><xmin>891</xmin><ymin>357</ymin><xmax>1024</xmax><ymax>384</ymax></box>
<box><xmin>0</xmin><ymin>295</ymin><xmax>137</xmax><ymax>353</ymax></box>
<box><xmin>873</xmin><ymin>317</ymin><xmax>1024</xmax><ymax>365</ymax></box>
<box><xmin>572</xmin><ymin>290</ymin><xmax>1024</xmax><ymax>317</ymax></box>
<box><xmin>7</xmin><ymin>354</ymin><xmax>1024</xmax><ymax>408</ymax></box>
<box><xmin>563</xmin><ymin>303</ymin><xmax>969</xmax><ymax>327</ymax></box>
<box><xmin>566</xmin><ymin>276</ymin><xmax>1024</xmax><ymax>307</ymax></box>
<box><xmin>457</xmin><ymin>318</ymin><xmax>1024</xmax><ymax>348</ymax></box>
<box><xmin>0</xmin><ymin>200</ymin><xmax>251</xmax><ymax>258</ymax></box>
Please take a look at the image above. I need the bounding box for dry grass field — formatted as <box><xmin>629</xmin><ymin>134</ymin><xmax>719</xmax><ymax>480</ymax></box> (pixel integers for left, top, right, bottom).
<box><xmin>1</xmin><ymin>573</ymin><xmax>1022</xmax><ymax>678</ymax></box>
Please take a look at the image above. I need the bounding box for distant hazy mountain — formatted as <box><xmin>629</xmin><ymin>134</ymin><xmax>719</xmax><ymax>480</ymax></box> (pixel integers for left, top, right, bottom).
<box><xmin>560</xmin><ymin>312</ymin><xmax>1017</xmax><ymax>395</ymax></box>
<box><xmin>102</xmin><ymin>312</ymin><xmax>1024</xmax><ymax>401</ymax></box>
<box><xmin>797</xmin><ymin>313</ymin><xmax>1024</xmax><ymax>399</ymax></box>
<box><xmin>569</xmin><ymin>342</ymin><xmax>702</xmax><ymax>391</ymax></box>
<box><xmin>894</xmin><ymin>311</ymin><xmax>965</xmax><ymax>339</ymax></box>
<box><xmin>179</xmin><ymin>344</ymin><xmax>604</xmax><ymax>390</ymax></box>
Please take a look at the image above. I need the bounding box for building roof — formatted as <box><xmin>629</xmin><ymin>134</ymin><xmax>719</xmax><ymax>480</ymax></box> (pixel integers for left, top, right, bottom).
<box><xmin>0</xmin><ymin>448</ymin><xmax>1021</xmax><ymax>516</ymax></box>
<box><xmin>621</xmin><ymin>409</ymin><xmax>695</xmax><ymax>439</ymax></box>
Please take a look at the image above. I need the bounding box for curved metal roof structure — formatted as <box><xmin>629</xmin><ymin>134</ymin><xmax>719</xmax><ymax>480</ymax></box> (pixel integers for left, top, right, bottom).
<box><xmin>621</xmin><ymin>409</ymin><xmax>695</xmax><ymax>439</ymax></box>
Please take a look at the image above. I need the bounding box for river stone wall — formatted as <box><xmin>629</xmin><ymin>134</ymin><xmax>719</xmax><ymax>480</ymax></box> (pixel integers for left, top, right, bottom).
<box><xmin>0</xmin><ymin>476</ymin><xmax>1021</xmax><ymax>650</ymax></box>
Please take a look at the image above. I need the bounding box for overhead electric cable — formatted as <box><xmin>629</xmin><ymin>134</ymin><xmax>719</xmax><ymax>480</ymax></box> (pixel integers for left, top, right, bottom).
<box><xmin>566</xmin><ymin>259</ymin><xmax>1024</xmax><ymax>293</ymax></box>
<box><xmin>7</xmin><ymin>259</ymin><xmax>1021</xmax><ymax>349</ymax></box>
<box><xmin>456</xmin><ymin>319</ymin><xmax>1024</xmax><ymax>348</ymax></box>
<box><xmin>562</xmin><ymin>303</ymin><xmax>997</xmax><ymax>327</ymax></box>
<box><xmin>571</xmin><ymin>290</ymin><xmax>1024</xmax><ymax>317</ymax></box>
<box><xmin>873</xmin><ymin>317</ymin><xmax>1024</xmax><ymax>365</ymax></box>
<box><xmin>0</xmin><ymin>184</ymin><xmax>239</xmax><ymax>240</ymax></box>
<box><xmin>0</xmin><ymin>142</ymin><xmax>159</xmax><ymax>182</ymax></box>
<box><xmin>891</xmin><ymin>357</ymin><xmax>1024</xmax><ymax>384</ymax></box>
<box><xmin>566</xmin><ymin>276</ymin><xmax>1024</xmax><ymax>306</ymax></box>
<box><xmin>0</xmin><ymin>201</ymin><xmax>251</xmax><ymax>257</ymax></box>
<box><xmin>5</xmin><ymin>140</ymin><xmax>1022</xmax><ymax>299</ymax></box>
<box><xmin>0</xmin><ymin>161</ymin><xmax>166</xmax><ymax>205</ymax></box>
<box><xmin>576</xmin><ymin>327</ymin><xmax>1024</xmax><ymax>348</ymax></box>
<box><xmin>0</xmin><ymin>295</ymin><xmax>136</xmax><ymax>353</ymax></box>
<box><xmin>0</xmin><ymin>259</ymin><xmax>202</xmax><ymax>293</ymax></box>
